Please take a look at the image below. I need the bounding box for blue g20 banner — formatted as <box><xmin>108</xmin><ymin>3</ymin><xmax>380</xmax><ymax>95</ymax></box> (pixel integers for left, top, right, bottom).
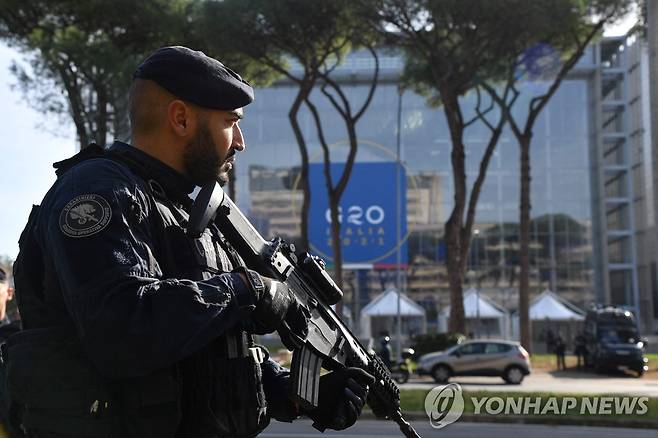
<box><xmin>309</xmin><ymin>162</ymin><xmax>408</xmax><ymax>268</ymax></box>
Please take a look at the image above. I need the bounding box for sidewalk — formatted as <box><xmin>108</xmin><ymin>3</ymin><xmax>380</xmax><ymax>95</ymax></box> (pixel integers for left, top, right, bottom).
<box><xmin>402</xmin><ymin>368</ymin><xmax>658</xmax><ymax>396</ymax></box>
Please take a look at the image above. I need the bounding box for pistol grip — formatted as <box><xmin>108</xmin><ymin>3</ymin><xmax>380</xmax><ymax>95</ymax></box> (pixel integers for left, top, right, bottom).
<box><xmin>290</xmin><ymin>344</ymin><xmax>322</xmax><ymax>410</ymax></box>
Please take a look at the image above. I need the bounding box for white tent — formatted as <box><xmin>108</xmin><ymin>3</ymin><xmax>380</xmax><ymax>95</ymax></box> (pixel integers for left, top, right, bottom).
<box><xmin>359</xmin><ymin>288</ymin><xmax>427</xmax><ymax>339</ymax></box>
<box><xmin>529</xmin><ymin>290</ymin><xmax>585</xmax><ymax>320</ymax></box>
<box><xmin>439</xmin><ymin>288</ymin><xmax>510</xmax><ymax>338</ymax></box>
<box><xmin>511</xmin><ymin>290</ymin><xmax>585</xmax><ymax>351</ymax></box>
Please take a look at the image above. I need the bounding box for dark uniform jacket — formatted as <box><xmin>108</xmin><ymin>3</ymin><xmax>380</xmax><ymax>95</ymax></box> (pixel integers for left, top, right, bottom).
<box><xmin>8</xmin><ymin>142</ymin><xmax>292</xmax><ymax>437</ymax></box>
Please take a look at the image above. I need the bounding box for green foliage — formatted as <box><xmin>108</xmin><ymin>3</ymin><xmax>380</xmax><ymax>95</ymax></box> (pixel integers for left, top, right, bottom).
<box><xmin>478</xmin><ymin>0</ymin><xmax>633</xmax><ymax>116</ymax></box>
<box><xmin>189</xmin><ymin>1</ymin><xmax>278</xmax><ymax>87</ymax></box>
<box><xmin>0</xmin><ymin>0</ymin><xmax>196</xmax><ymax>148</ymax></box>
<box><xmin>196</xmin><ymin>0</ymin><xmax>382</xmax><ymax>260</ymax></box>
<box><xmin>364</xmin><ymin>0</ymin><xmax>550</xmax><ymax>104</ymax></box>
<box><xmin>365</xmin><ymin>0</ymin><xmax>631</xmax><ymax>106</ymax></box>
<box><xmin>410</xmin><ymin>332</ymin><xmax>465</xmax><ymax>357</ymax></box>
<box><xmin>196</xmin><ymin>0</ymin><xmax>362</xmax><ymax>83</ymax></box>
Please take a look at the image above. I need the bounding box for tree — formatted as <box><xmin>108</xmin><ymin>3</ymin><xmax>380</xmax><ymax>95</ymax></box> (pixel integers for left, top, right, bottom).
<box><xmin>302</xmin><ymin>39</ymin><xmax>380</xmax><ymax>302</ymax></box>
<box><xmin>199</xmin><ymin>0</ymin><xmax>381</xmax><ymax>300</ymax></box>
<box><xmin>0</xmin><ymin>0</ymin><xmax>195</xmax><ymax>149</ymax></box>
<box><xmin>480</xmin><ymin>0</ymin><xmax>633</xmax><ymax>350</ymax></box>
<box><xmin>363</xmin><ymin>0</ymin><xmax>546</xmax><ymax>332</ymax></box>
<box><xmin>198</xmin><ymin>0</ymin><xmax>341</xmax><ymax>250</ymax></box>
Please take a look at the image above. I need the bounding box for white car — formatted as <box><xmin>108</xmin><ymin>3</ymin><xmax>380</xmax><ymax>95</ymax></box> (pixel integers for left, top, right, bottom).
<box><xmin>416</xmin><ymin>340</ymin><xmax>531</xmax><ymax>384</ymax></box>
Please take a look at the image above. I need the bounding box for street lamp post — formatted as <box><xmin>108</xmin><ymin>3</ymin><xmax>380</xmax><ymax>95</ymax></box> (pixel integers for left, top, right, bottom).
<box><xmin>395</xmin><ymin>84</ymin><xmax>404</xmax><ymax>362</ymax></box>
<box><xmin>473</xmin><ymin>229</ymin><xmax>481</xmax><ymax>337</ymax></box>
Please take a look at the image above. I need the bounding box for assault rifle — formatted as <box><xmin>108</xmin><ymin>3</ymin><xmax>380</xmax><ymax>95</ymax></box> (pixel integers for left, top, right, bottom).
<box><xmin>188</xmin><ymin>182</ymin><xmax>421</xmax><ymax>438</ymax></box>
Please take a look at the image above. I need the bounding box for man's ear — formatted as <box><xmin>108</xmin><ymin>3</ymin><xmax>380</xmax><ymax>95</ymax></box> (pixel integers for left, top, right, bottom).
<box><xmin>7</xmin><ymin>286</ymin><xmax>13</xmax><ymax>301</ymax></box>
<box><xmin>168</xmin><ymin>100</ymin><xmax>196</xmax><ymax>138</ymax></box>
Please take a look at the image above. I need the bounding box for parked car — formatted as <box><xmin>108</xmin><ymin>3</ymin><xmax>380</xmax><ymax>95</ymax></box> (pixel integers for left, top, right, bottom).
<box><xmin>584</xmin><ymin>305</ymin><xmax>649</xmax><ymax>377</ymax></box>
<box><xmin>416</xmin><ymin>340</ymin><xmax>531</xmax><ymax>384</ymax></box>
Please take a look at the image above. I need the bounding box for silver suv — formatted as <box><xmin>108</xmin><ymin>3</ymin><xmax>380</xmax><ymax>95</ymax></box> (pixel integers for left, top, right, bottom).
<box><xmin>416</xmin><ymin>340</ymin><xmax>531</xmax><ymax>384</ymax></box>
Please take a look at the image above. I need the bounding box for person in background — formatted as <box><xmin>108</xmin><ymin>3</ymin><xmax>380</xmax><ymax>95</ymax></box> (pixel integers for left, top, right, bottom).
<box><xmin>574</xmin><ymin>332</ymin><xmax>587</xmax><ymax>369</ymax></box>
<box><xmin>0</xmin><ymin>268</ymin><xmax>14</xmax><ymax>329</ymax></box>
<box><xmin>0</xmin><ymin>267</ymin><xmax>23</xmax><ymax>437</ymax></box>
<box><xmin>378</xmin><ymin>335</ymin><xmax>393</xmax><ymax>370</ymax></box>
<box><xmin>554</xmin><ymin>334</ymin><xmax>567</xmax><ymax>371</ymax></box>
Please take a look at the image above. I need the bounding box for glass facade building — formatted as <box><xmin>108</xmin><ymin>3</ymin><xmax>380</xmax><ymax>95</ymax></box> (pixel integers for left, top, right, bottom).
<box><xmin>232</xmin><ymin>44</ymin><xmax>655</xmax><ymax>334</ymax></box>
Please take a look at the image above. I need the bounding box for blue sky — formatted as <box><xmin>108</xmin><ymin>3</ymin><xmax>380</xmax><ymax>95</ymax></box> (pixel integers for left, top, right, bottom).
<box><xmin>0</xmin><ymin>44</ymin><xmax>76</xmax><ymax>259</ymax></box>
<box><xmin>0</xmin><ymin>14</ymin><xmax>636</xmax><ymax>260</ymax></box>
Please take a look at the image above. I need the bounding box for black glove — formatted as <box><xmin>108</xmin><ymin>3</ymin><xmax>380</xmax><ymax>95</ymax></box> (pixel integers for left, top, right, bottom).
<box><xmin>307</xmin><ymin>367</ymin><xmax>375</xmax><ymax>432</ymax></box>
<box><xmin>236</xmin><ymin>269</ymin><xmax>310</xmax><ymax>349</ymax></box>
<box><xmin>261</xmin><ymin>359</ymin><xmax>299</xmax><ymax>423</ymax></box>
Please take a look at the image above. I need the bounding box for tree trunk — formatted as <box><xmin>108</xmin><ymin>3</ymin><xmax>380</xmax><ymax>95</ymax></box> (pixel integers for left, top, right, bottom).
<box><xmin>112</xmin><ymin>90</ymin><xmax>131</xmax><ymax>143</ymax></box>
<box><xmin>519</xmin><ymin>134</ymin><xmax>532</xmax><ymax>352</ymax></box>
<box><xmin>96</xmin><ymin>87</ymin><xmax>108</xmax><ymax>147</ymax></box>
<box><xmin>332</xmin><ymin>121</ymin><xmax>360</xmax><ymax>315</ymax></box>
<box><xmin>288</xmin><ymin>83</ymin><xmax>313</xmax><ymax>250</ymax></box>
<box><xmin>329</xmin><ymin>191</ymin><xmax>345</xmax><ymax>316</ymax></box>
<box><xmin>442</xmin><ymin>92</ymin><xmax>467</xmax><ymax>334</ymax></box>
<box><xmin>56</xmin><ymin>63</ymin><xmax>89</xmax><ymax>150</ymax></box>
<box><xmin>446</xmin><ymin>214</ymin><xmax>466</xmax><ymax>333</ymax></box>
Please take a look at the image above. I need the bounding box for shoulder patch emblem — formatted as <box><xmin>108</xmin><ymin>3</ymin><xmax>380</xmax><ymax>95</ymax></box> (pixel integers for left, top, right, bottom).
<box><xmin>59</xmin><ymin>194</ymin><xmax>112</xmax><ymax>238</ymax></box>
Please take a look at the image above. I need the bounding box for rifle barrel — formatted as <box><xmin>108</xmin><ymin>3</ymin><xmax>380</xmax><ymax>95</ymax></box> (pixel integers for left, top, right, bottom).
<box><xmin>392</xmin><ymin>410</ymin><xmax>422</xmax><ymax>438</ymax></box>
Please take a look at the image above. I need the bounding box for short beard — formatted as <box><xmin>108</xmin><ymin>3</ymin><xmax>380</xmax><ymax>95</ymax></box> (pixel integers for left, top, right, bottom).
<box><xmin>182</xmin><ymin>120</ymin><xmax>230</xmax><ymax>186</ymax></box>
<box><xmin>217</xmin><ymin>162</ymin><xmax>231</xmax><ymax>187</ymax></box>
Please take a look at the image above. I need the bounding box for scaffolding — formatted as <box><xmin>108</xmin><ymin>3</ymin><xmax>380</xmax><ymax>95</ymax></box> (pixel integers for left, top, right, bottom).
<box><xmin>590</xmin><ymin>36</ymin><xmax>643</xmax><ymax>329</ymax></box>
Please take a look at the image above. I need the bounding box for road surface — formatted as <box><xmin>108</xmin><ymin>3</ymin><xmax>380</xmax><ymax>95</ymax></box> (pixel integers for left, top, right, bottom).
<box><xmin>260</xmin><ymin>419</ymin><xmax>656</xmax><ymax>437</ymax></box>
<box><xmin>402</xmin><ymin>370</ymin><xmax>658</xmax><ymax>396</ymax></box>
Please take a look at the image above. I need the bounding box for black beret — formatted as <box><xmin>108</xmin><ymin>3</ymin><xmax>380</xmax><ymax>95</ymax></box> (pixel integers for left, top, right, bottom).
<box><xmin>133</xmin><ymin>46</ymin><xmax>254</xmax><ymax>110</ymax></box>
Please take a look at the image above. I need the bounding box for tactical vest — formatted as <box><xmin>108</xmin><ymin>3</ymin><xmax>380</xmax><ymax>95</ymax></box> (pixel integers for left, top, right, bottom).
<box><xmin>7</xmin><ymin>145</ymin><xmax>269</xmax><ymax>437</ymax></box>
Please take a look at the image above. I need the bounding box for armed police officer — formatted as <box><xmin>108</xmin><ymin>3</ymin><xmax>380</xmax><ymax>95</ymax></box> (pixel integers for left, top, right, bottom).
<box><xmin>0</xmin><ymin>267</ymin><xmax>22</xmax><ymax>438</ymax></box>
<box><xmin>8</xmin><ymin>46</ymin><xmax>373</xmax><ymax>438</ymax></box>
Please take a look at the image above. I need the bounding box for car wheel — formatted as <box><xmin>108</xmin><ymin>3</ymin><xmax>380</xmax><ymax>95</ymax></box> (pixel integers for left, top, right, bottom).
<box><xmin>503</xmin><ymin>366</ymin><xmax>524</xmax><ymax>384</ymax></box>
<box><xmin>635</xmin><ymin>368</ymin><xmax>645</xmax><ymax>378</ymax></box>
<box><xmin>431</xmin><ymin>364</ymin><xmax>451</xmax><ymax>383</ymax></box>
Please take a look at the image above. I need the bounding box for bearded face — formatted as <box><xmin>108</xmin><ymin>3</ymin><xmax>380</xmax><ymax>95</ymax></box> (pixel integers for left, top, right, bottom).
<box><xmin>183</xmin><ymin>118</ymin><xmax>233</xmax><ymax>186</ymax></box>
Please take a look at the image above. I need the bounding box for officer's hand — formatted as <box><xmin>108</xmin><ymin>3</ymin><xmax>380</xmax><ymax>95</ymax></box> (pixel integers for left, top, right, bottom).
<box><xmin>307</xmin><ymin>367</ymin><xmax>375</xmax><ymax>432</ymax></box>
<box><xmin>247</xmin><ymin>277</ymin><xmax>311</xmax><ymax>341</ymax></box>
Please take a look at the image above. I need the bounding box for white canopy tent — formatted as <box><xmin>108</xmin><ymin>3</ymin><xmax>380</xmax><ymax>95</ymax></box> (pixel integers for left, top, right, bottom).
<box><xmin>439</xmin><ymin>288</ymin><xmax>510</xmax><ymax>338</ymax></box>
<box><xmin>529</xmin><ymin>290</ymin><xmax>585</xmax><ymax>320</ymax></box>
<box><xmin>359</xmin><ymin>288</ymin><xmax>427</xmax><ymax>340</ymax></box>
<box><xmin>512</xmin><ymin>289</ymin><xmax>585</xmax><ymax>351</ymax></box>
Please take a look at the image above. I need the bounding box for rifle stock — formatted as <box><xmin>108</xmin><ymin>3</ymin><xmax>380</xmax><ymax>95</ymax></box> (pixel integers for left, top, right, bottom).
<box><xmin>189</xmin><ymin>182</ymin><xmax>421</xmax><ymax>438</ymax></box>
